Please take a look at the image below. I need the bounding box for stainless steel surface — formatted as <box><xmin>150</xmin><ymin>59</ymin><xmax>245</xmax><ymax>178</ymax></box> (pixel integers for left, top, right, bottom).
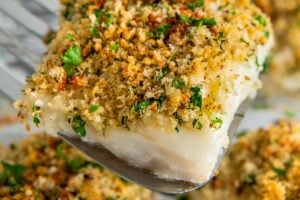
<box><xmin>0</xmin><ymin>61</ymin><xmax>24</xmax><ymax>101</ymax></box>
<box><xmin>0</xmin><ymin>0</ymin><xmax>50</xmax><ymax>38</ymax></box>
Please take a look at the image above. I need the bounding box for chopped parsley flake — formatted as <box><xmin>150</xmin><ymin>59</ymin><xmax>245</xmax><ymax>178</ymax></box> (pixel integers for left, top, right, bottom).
<box><xmin>94</xmin><ymin>9</ymin><xmax>114</xmax><ymax>27</ymax></box>
<box><xmin>146</xmin><ymin>32</ymin><xmax>154</xmax><ymax>38</ymax></box>
<box><xmin>265</xmin><ymin>31</ymin><xmax>270</xmax><ymax>39</ymax></box>
<box><xmin>146</xmin><ymin>3</ymin><xmax>158</xmax><ymax>8</ymax></box>
<box><xmin>156</xmin><ymin>95</ymin><xmax>166</xmax><ymax>109</ymax></box>
<box><xmin>106</xmin><ymin>14</ymin><xmax>114</xmax><ymax>27</ymax></box>
<box><xmin>243</xmin><ymin>173</ymin><xmax>256</xmax><ymax>185</ymax></box>
<box><xmin>156</xmin><ymin>67</ymin><xmax>169</xmax><ymax>81</ymax></box>
<box><xmin>179</xmin><ymin>15</ymin><xmax>217</xmax><ymax>28</ymax></box>
<box><xmin>0</xmin><ymin>161</ymin><xmax>26</xmax><ymax>189</ymax></box>
<box><xmin>56</xmin><ymin>143</ymin><xmax>99</xmax><ymax>172</ymax></box>
<box><xmin>135</xmin><ymin>100</ymin><xmax>152</xmax><ymax>114</ymax></box>
<box><xmin>154</xmin><ymin>25</ymin><xmax>171</xmax><ymax>36</ymax></box>
<box><xmin>65</xmin><ymin>33</ymin><xmax>75</xmax><ymax>41</ymax></box>
<box><xmin>284</xmin><ymin>110</ymin><xmax>296</xmax><ymax>118</ymax></box>
<box><xmin>190</xmin><ymin>86</ymin><xmax>202</xmax><ymax>108</ymax></box>
<box><xmin>172</xmin><ymin>76</ymin><xmax>186</xmax><ymax>89</ymax></box>
<box><xmin>187</xmin><ymin>0</ymin><xmax>204</xmax><ymax>11</ymax></box>
<box><xmin>32</xmin><ymin>105</ymin><xmax>40</xmax><ymax>126</ymax></box>
<box><xmin>256</xmin><ymin>15</ymin><xmax>267</xmax><ymax>27</ymax></box>
<box><xmin>68</xmin><ymin>156</ymin><xmax>86</xmax><ymax>172</ymax></box>
<box><xmin>240</xmin><ymin>38</ymin><xmax>250</xmax><ymax>45</ymax></box>
<box><xmin>62</xmin><ymin>45</ymin><xmax>83</xmax><ymax>77</ymax></box>
<box><xmin>237</xmin><ymin>130</ymin><xmax>247</xmax><ymax>138</ymax></box>
<box><xmin>179</xmin><ymin>15</ymin><xmax>190</xmax><ymax>23</ymax></box>
<box><xmin>110</xmin><ymin>42</ymin><xmax>120</xmax><ymax>51</ymax></box>
<box><xmin>273</xmin><ymin>166</ymin><xmax>285</xmax><ymax>177</ymax></box>
<box><xmin>192</xmin><ymin>119</ymin><xmax>203</xmax><ymax>130</ymax></box>
<box><xmin>255</xmin><ymin>56</ymin><xmax>260</xmax><ymax>67</ymax></box>
<box><xmin>211</xmin><ymin>117</ymin><xmax>223</xmax><ymax>129</ymax></box>
<box><xmin>191</xmin><ymin>17</ymin><xmax>217</xmax><ymax>28</ymax></box>
<box><xmin>262</xmin><ymin>54</ymin><xmax>272</xmax><ymax>74</ymax></box>
<box><xmin>89</xmin><ymin>104</ymin><xmax>99</xmax><ymax>113</ymax></box>
<box><xmin>71</xmin><ymin>116</ymin><xmax>86</xmax><ymax>137</ymax></box>
<box><xmin>90</xmin><ymin>27</ymin><xmax>100</xmax><ymax>38</ymax></box>
<box><xmin>253</xmin><ymin>103</ymin><xmax>270</xmax><ymax>110</ymax></box>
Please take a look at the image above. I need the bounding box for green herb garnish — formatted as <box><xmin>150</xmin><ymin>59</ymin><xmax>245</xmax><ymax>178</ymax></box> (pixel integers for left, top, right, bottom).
<box><xmin>179</xmin><ymin>15</ymin><xmax>190</xmax><ymax>23</ymax></box>
<box><xmin>71</xmin><ymin>116</ymin><xmax>86</xmax><ymax>137</ymax></box>
<box><xmin>110</xmin><ymin>42</ymin><xmax>120</xmax><ymax>51</ymax></box>
<box><xmin>253</xmin><ymin>103</ymin><xmax>270</xmax><ymax>110</ymax></box>
<box><xmin>66</xmin><ymin>33</ymin><xmax>75</xmax><ymax>41</ymax></box>
<box><xmin>32</xmin><ymin>105</ymin><xmax>41</xmax><ymax>126</ymax></box>
<box><xmin>62</xmin><ymin>45</ymin><xmax>83</xmax><ymax>77</ymax></box>
<box><xmin>154</xmin><ymin>25</ymin><xmax>171</xmax><ymax>36</ymax></box>
<box><xmin>0</xmin><ymin>161</ymin><xmax>26</xmax><ymax>189</ymax></box>
<box><xmin>157</xmin><ymin>95</ymin><xmax>166</xmax><ymax>109</ymax></box>
<box><xmin>56</xmin><ymin>143</ymin><xmax>102</xmax><ymax>172</ymax></box>
<box><xmin>240</xmin><ymin>38</ymin><xmax>250</xmax><ymax>45</ymax></box>
<box><xmin>146</xmin><ymin>32</ymin><xmax>154</xmax><ymax>38</ymax></box>
<box><xmin>192</xmin><ymin>119</ymin><xmax>203</xmax><ymax>130</ymax></box>
<box><xmin>179</xmin><ymin>15</ymin><xmax>217</xmax><ymax>28</ymax></box>
<box><xmin>255</xmin><ymin>56</ymin><xmax>260</xmax><ymax>67</ymax></box>
<box><xmin>237</xmin><ymin>130</ymin><xmax>247</xmax><ymax>138</ymax></box>
<box><xmin>94</xmin><ymin>9</ymin><xmax>114</xmax><ymax>27</ymax></box>
<box><xmin>211</xmin><ymin>117</ymin><xmax>223</xmax><ymax>129</ymax></box>
<box><xmin>89</xmin><ymin>104</ymin><xmax>99</xmax><ymax>113</ymax></box>
<box><xmin>256</xmin><ymin>15</ymin><xmax>267</xmax><ymax>27</ymax></box>
<box><xmin>146</xmin><ymin>3</ymin><xmax>158</xmax><ymax>8</ymax></box>
<box><xmin>135</xmin><ymin>101</ymin><xmax>152</xmax><ymax>114</ymax></box>
<box><xmin>262</xmin><ymin>54</ymin><xmax>271</xmax><ymax>74</ymax></box>
<box><xmin>284</xmin><ymin>110</ymin><xmax>296</xmax><ymax>118</ymax></box>
<box><xmin>187</xmin><ymin>0</ymin><xmax>204</xmax><ymax>11</ymax></box>
<box><xmin>106</xmin><ymin>14</ymin><xmax>114</xmax><ymax>27</ymax></box>
<box><xmin>243</xmin><ymin>173</ymin><xmax>256</xmax><ymax>185</ymax></box>
<box><xmin>273</xmin><ymin>166</ymin><xmax>285</xmax><ymax>177</ymax></box>
<box><xmin>172</xmin><ymin>76</ymin><xmax>186</xmax><ymax>89</ymax></box>
<box><xmin>265</xmin><ymin>31</ymin><xmax>270</xmax><ymax>39</ymax></box>
<box><xmin>90</xmin><ymin>27</ymin><xmax>100</xmax><ymax>38</ymax></box>
<box><xmin>190</xmin><ymin>86</ymin><xmax>202</xmax><ymax>108</ymax></box>
<box><xmin>68</xmin><ymin>156</ymin><xmax>86</xmax><ymax>172</ymax></box>
<box><xmin>191</xmin><ymin>17</ymin><xmax>217</xmax><ymax>28</ymax></box>
<box><xmin>156</xmin><ymin>67</ymin><xmax>169</xmax><ymax>81</ymax></box>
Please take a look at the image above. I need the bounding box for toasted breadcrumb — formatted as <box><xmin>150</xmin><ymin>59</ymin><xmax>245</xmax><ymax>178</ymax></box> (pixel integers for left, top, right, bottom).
<box><xmin>188</xmin><ymin>120</ymin><xmax>300</xmax><ymax>200</ymax></box>
<box><xmin>16</xmin><ymin>0</ymin><xmax>271</xmax><ymax>133</ymax></box>
<box><xmin>0</xmin><ymin>134</ymin><xmax>153</xmax><ymax>200</ymax></box>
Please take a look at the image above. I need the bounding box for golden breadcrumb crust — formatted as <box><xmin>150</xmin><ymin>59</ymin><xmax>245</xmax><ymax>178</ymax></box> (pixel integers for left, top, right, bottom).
<box><xmin>189</xmin><ymin>120</ymin><xmax>300</xmax><ymax>200</ymax></box>
<box><xmin>18</xmin><ymin>0</ymin><xmax>271</xmax><ymax>132</ymax></box>
<box><xmin>0</xmin><ymin>134</ymin><xmax>153</xmax><ymax>200</ymax></box>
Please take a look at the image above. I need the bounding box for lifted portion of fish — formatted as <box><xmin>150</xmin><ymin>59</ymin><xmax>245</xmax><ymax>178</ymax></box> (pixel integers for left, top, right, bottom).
<box><xmin>16</xmin><ymin>0</ymin><xmax>273</xmax><ymax>184</ymax></box>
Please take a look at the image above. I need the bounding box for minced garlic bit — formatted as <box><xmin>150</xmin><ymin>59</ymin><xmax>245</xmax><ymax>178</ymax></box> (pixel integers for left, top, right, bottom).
<box><xmin>188</xmin><ymin>120</ymin><xmax>300</xmax><ymax>200</ymax></box>
<box><xmin>0</xmin><ymin>134</ymin><xmax>153</xmax><ymax>199</ymax></box>
<box><xmin>18</xmin><ymin>0</ymin><xmax>270</xmax><ymax>132</ymax></box>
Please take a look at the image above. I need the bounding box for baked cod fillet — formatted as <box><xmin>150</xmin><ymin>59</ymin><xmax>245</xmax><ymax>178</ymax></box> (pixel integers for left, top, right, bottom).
<box><xmin>15</xmin><ymin>0</ymin><xmax>273</xmax><ymax>183</ymax></box>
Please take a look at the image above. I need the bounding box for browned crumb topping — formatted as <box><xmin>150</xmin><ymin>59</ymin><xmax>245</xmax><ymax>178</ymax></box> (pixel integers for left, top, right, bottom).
<box><xmin>0</xmin><ymin>134</ymin><xmax>153</xmax><ymax>200</ymax></box>
<box><xmin>189</xmin><ymin>120</ymin><xmax>300</xmax><ymax>200</ymax></box>
<box><xmin>19</xmin><ymin>0</ymin><xmax>271</xmax><ymax>132</ymax></box>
